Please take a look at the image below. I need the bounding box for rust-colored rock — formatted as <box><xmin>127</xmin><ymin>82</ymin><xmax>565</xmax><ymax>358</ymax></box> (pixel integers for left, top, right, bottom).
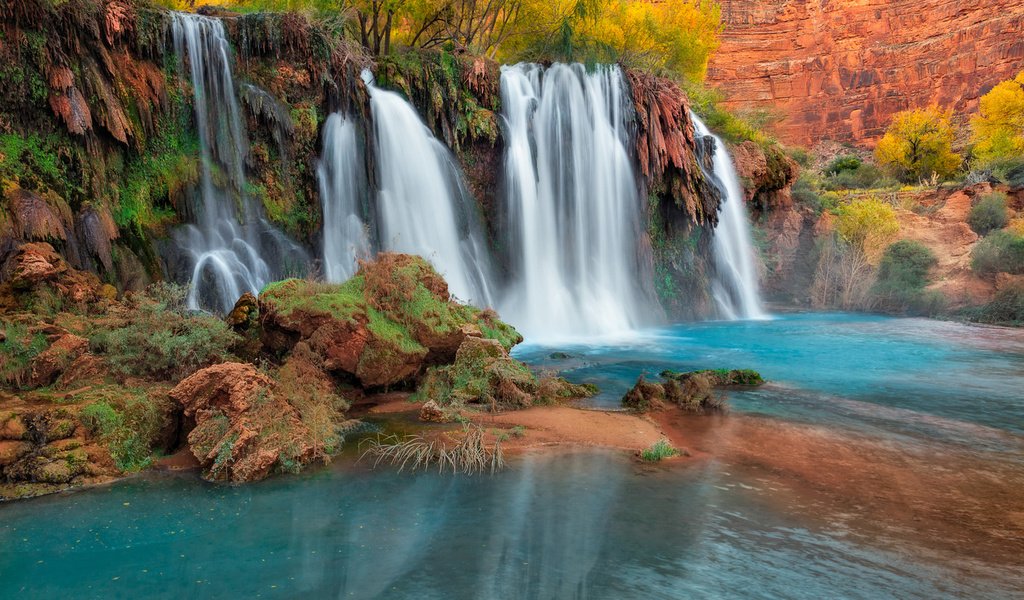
<box><xmin>259</xmin><ymin>254</ymin><xmax>521</xmax><ymax>389</ymax></box>
<box><xmin>0</xmin><ymin>242</ymin><xmax>105</xmax><ymax>305</ymax></box>
<box><xmin>708</xmin><ymin>0</ymin><xmax>1024</xmax><ymax>146</ymax></box>
<box><xmin>169</xmin><ymin>362</ymin><xmax>320</xmax><ymax>482</ymax></box>
<box><xmin>626</xmin><ymin>69</ymin><xmax>721</xmax><ymax>225</ymax></box>
<box><xmin>28</xmin><ymin>334</ymin><xmax>89</xmax><ymax>389</ymax></box>
<box><xmin>419</xmin><ymin>400</ymin><xmax>449</xmax><ymax>423</ymax></box>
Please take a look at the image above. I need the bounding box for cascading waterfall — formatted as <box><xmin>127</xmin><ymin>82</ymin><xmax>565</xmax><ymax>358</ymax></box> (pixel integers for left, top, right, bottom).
<box><xmin>361</xmin><ymin>71</ymin><xmax>494</xmax><ymax>306</ymax></box>
<box><xmin>691</xmin><ymin>114</ymin><xmax>768</xmax><ymax>320</ymax></box>
<box><xmin>169</xmin><ymin>13</ymin><xmax>306</xmax><ymax>313</ymax></box>
<box><xmin>498</xmin><ymin>63</ymin><xmax>648</xmax><ymax>339</ymax></box>
<box><xmin>317</xmin><ymin>114</ymin><xmax>369</xmax><ymax>282</ymax></box>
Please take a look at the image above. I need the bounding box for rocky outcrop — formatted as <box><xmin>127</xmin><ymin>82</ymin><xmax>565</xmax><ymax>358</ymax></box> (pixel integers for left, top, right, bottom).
<box><xmin>416</xmin><ymin>336</ymin><xmax>597</xmax><ymax>412</ymax></box>
<box><xmin>622</xmin><ymin>369</ymin><xmax>764</xmax><ymax>414</ymax></box>
<box><xmin>259</xmin><ymin>253</ymin><xmax>522</xmax><ymax>388</ymax></box>
<box><xmin>169</xmin><ymin>362</ymin><xmax>325</xmax><ymax>482</ymax></box>
<box><xmin>708</xmin><ymin>0</ymin><xmax>1024</xmax><ymax>146</ymax></box>
<box><xmin>0</xmin><ymin>399</ymin><xmax>120</xmax><ymax>500</ymax></box>
<box><xmin>0</xmin><ymin>242</ymin><xmax>113</xmax><ymax>309</ymax></box>
<box><xmin>626</xmin><ymin>69</ymin><xmax>721</xmax><ymax>225</ymax></box>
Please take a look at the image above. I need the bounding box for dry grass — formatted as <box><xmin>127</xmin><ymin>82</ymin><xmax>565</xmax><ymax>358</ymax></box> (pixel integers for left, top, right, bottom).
<box><xmin>359</xmin><ymin>427</ymin><xmax>505</xmax><ymax>475</ymax></box>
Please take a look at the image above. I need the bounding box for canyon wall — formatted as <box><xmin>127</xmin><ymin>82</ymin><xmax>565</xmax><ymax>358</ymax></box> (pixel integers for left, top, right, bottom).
<box><xmin>707</xmin><ymin>0</ymin><xmax>1024</xmax><ymax>147</ymax></box>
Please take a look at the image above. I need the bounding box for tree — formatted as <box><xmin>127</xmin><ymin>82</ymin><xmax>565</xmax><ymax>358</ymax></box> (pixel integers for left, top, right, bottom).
<box><xmin>971</xmin><ymin>71</ymin><xmax>1024</xmax><ymax>163</ymax></box>
<box><xmin>834</xmin><ymin>196</ymin><xmax>900</xmax><ymax>264</ymax></box>
<box><xmin>811</xmin><ymin>198</ymin><xmax>900</xmax><ymax>310</ymax></box>
<box><xmin>875</xmin><ymin>107</ymin><xmax>962</xmax><ymax>183</ymax></box>
<box><xmin>398</xmin><ymin>0</ymin><xmax>524</xmax><ymax>57</ymax></box>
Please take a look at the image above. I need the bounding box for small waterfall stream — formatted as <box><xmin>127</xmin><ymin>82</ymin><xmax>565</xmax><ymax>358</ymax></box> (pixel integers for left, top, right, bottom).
<box><xmin>498</xmin><ymin>63</ymin><xmax>648</xmax><ymax>339</ymax></box>
<box><xmin>361</xmin><ymin>72</ymin><xmax>494</xmax><ymax>306</ymax></box>
<box><xmin>317</xmin><ymin>114</ymin><xmax>369</xmax><ymax>282</ymax></box>
<box><xmin>691</xmin><ymin>114</ymin><xmax>768</xmax><ymax>320</ymax></box>
<box><xmin>169</xmin><ymin>13</ymin><xmax>305</xmax><ymax>313</ymax></box>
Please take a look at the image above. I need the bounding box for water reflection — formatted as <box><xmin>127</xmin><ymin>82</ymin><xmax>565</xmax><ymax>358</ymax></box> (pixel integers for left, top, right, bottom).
<box><xmin>2</xmin><ymin>450</ymin><xmax>1020</xmax><ymax>599</ymax></box>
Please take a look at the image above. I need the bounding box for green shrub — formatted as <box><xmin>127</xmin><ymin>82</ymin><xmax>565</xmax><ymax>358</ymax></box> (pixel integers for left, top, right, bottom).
<box><xmin>968</xmin><ymin>192</ymin><xmax>1010</xmax><ymax>235</ymax></box>
<box><xmin>89</xmin><ymin>283</ymin><xmax>238</xmax><ymax>381</ymax></box>
<box><xmin>80</xmin><ymin>391</ymin><xmax>165</xmax><ymax>472</ymax></box>
<box><xmin>824</xmin><ymin>162</ymin><xmax>895</xmax><ymax>191</ymax></box>
<box><xmin>872</xmin><ymin>240</ymin><xmax>941</xmax><ymax>314</ymax></box>
<box><xmin>825</xmin><ymin>155</ymin><xmax>863</xmax><ymax>175</ymax></box>
<box><xmin>971</xmin><ymin>231</ymin><xmax>1024</xmax><ymax>275</ymax></box>
<box><xmin>967</xmin><ymin>283</ymin><xmax>1024</xmax><ymax>325</ymax></box>
<box><xmin>0</xmin><ymin>323</ymin><xmax>49</xmax><ymax>389</ymax></box>
<box><xmin>640</xmin><ymin>439</ymin><xmax>679</xmax><ymax>462</ymax></box>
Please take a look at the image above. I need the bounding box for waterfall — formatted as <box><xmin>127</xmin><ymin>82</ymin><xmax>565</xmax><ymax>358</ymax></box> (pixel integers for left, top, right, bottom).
<box><xmin>691</xmin><ymin>114</ymin><xmax>768</xmax><ymax>320</ymax></box>
<box><xmin>169</xmin><ymin>13</ymin><xmax>306</xmax><ymax>313</ymax></box>
<box><xmin>317</xmin><ymin>114</ymin><xmax>369</xmax><ymax>282</ymax></box>
<box><xmin>498</xmin><ymin>63</ymin><xmax>648</xmax><ymax>339</ymax></box>
<box><xmin>361</xmin><ymin>71</ymin><xmax>494</xmax><ymax>306</ymax></box>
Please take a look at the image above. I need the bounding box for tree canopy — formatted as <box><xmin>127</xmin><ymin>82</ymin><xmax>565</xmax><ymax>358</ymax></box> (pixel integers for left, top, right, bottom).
<box><xmin>156</xmin><ymin>0</ymin><xmax>722</xmax><ymax>81</ymax></box>
<box><xmin>874</xmin><ymin>107</ymin><xmax>961</xmax><ymax>183</ymax></box>
<box><xmin>971</xmin><ymin>71</ymin><xmax>1024</xmax><ymax>164</ymax></box>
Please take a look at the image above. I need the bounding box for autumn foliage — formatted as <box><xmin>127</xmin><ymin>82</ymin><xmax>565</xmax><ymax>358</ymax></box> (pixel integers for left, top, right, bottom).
<box><xmin>874</xmin><ymin>107</ymin><xmax>962</xmax><ymax>183</ymax></box>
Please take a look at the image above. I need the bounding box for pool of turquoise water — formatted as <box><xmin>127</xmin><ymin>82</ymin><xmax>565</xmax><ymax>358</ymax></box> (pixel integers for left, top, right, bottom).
<box><xmin>2</xmin><ymin>313</ymin><xmax>1022</xmax><ymax>598</ymax></box>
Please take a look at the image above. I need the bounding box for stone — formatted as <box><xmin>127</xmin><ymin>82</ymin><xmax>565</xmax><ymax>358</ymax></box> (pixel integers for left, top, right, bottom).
<box><xmin>419</xmin><ymin>400</ymin><xmax>449</xmax><ymax>423</ymax></box>
<box><xmin>28</xmin><ymin>334</ymin><xmax>89</xmax><ymax>388</ymax></box>
<box><xmin>169</xmin><ymin>362</ymin><xmax>320</xmax><ymax>483</ymax></box>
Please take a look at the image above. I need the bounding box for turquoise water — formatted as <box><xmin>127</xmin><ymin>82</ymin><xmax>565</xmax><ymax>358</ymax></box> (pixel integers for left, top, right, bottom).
<box><xmin>517</xmin><ymin>312</ymin><xmax>1024</xmax><ymax>449</ymax></box>
<box><xmin>2</xmin><ymin>313</ymin><xmax>1022</xmax><ymax>598</ymax></box>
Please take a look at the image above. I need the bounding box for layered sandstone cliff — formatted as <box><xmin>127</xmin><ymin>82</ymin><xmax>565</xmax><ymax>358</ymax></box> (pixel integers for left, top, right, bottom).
<box><xmin>707</xmin><ymin>0</ymin><xmax>1024</xmax><ymax>146</ymax></box>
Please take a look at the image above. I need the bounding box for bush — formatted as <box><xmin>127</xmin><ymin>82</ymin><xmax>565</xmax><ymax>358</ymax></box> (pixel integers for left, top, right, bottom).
<box><xmin>968</xmin><ymin>283</ymin><xmax>1024</xmax><ymax>325</ymax></box>
<box><xmin>79</xmin><ymin>390</ymin><xmax>166</xmax><ymax>472</ymax></box>
<box><xmin>990</xmin><ymin>156</ymin><xmax>1024</xmax><ymax>188</ymax></box>
<box><xmin>968</xmin><ymin>192</ymin><xmax>1010</xmax><ymax>235</ymax></box>
<box><xmin>89</xmin><ymin>283</ymin><xmax>238</xmax><ymax>381</ymax></box>
<box><xmin>0</xmin><ymin>323</ymin><xmax>49</xmax><ymax>389</ymax></box>
<box><xmin>825</xmin><ymin>155</ymin><xmax>862</xmax><ymax>175</ymax></box>
<box><xmin>824</xmin><ymin>162</ymin><xmax>895</xmax><ymax>191</ymax></box>
<box><xmin>834</xmin><ymin>197</ymin><xmax>900</xmax><ymax>263</ymax></box>
<box><xmin>872</xmin><ymin>240</ymin><xmax>943</xmax><ymax>315</ymax></box>
<box><xmin>640</xmin><ymin>439</ymin><xmax>679</xmax><ymax>462</ymax></box>
<box><xmin>971</xmin><ymin>230</ymin><xmax>1024</xmax><ymax>276</ymax></box>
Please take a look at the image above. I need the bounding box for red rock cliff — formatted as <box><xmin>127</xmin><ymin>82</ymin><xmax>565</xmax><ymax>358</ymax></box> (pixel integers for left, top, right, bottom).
<box><xmin>707</xmin><ymin>0</ymin><xmax>1024</xmax><ymax>147</ymax></box>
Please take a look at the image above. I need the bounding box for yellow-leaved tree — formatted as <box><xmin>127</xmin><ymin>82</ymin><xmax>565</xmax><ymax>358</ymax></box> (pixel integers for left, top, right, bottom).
<box><xmin>875</xmin><ymin>107</ymin><xmax>962</xmax><ymax>183</ymax></box>
<box><xmin>971</xmin><ymin>71</ymin><xmax>1024</xmax><ymax>163</ymax></box>
<box><xmin>812</xmin><ymin>196</ymin><xmax>900</xmax><ymax>309</ymax></box>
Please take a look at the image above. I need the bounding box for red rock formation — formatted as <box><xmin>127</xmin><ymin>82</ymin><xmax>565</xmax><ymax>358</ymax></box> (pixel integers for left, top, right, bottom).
<box><xmin>169</xmin><ymin>362</ymin><xmax>320</xmax><ymax>483</ymax></box>
<box><xmin>707</xmin><ymin>0</ymin><xmax>1024</xmax><ymax>146</ymax></box>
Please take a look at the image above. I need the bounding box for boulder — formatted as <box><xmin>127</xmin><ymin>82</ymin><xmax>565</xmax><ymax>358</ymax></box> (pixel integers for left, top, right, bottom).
<box><xmin>419</xmin><ymin>400</ymin><xmax>449</xmax><ymax>423</ymax></box>
<box><xmin>169</xmin><ymin>362</ymin><xmax>326</xmax><ymax>482</ymax></box>
<box><xmin>259</xmin><ymin>254</ymin><xmax>522</xmax><ymax>388</ymax></box>
<box><xmin>226</xmin><ymin>292</ymin><xmax>259</xmax><ymax>331</ymax></box>
<box><xmin>417</xmin><ymin>335</ymin><xmax>596</xmax><ymax>411</ymax></box>
<box><xmin>28</xmin><ymin>334</ymin><xmax>89</xmax><ymax>388</ymax></box>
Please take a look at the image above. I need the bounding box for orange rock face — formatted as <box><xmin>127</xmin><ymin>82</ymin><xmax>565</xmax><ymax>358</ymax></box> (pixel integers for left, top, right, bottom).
<box><xmin>707</xmin><ymin>0</ymin><xmax>1024</xmax><ymax>146</ymax></box>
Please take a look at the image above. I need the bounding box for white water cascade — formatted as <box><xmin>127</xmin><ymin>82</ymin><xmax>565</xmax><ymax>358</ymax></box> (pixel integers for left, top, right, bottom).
<box><xmin>691</xmin><ymin>114</ymin><xmax>768</xmax><ymax>320</ymax></box>
<box><xmin>361</xmin><ymin>72</ymin><xmax>494</xmax><ymax>306</ymax></box>
<box><xmin>317</xmin><ymin>114</ymin><xmax>369</xmax><ymax>282</ymax></box>
<box><xmin>498</xmin><ymin>63</ymin><xmax>648</xmax><ymax>339</ymax></box>
<box><xmin>170</xmin><ymin>13</ymin><xmax>306</xmax><ymax>313</ymax></box>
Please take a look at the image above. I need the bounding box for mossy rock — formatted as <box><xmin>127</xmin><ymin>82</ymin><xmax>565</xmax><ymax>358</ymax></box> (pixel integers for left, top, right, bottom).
<box><xmin>416</xmin><ymin>336</ymin><xmax>596</xmax><ymax>411</ymax></box>
<box><xmin>259</xmin><ymin>254</ymin><xmax>522</xmax><ymax>388</ymax></box>
<box><xmin>661</xmin><ymin>368</ymin><xmax>765</xmax><ymax>387</ymax></box>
